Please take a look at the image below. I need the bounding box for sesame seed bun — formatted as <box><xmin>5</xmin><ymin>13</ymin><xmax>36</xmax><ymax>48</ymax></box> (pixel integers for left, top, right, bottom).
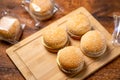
<box><xmin>80</xmin><ymin>30</ymin><xmax>107</xmax><ymax>57</ymax></box>
<box><xmin>42</xmin><ymin>27</ymin><xmax>69</xmax><ymax>52</ymax></box>
<box><xmin>57</xmin><ymin>46</ymin><xmax>84</xmax><ymax>74</ymax></box>
<box><xmin>66</xmin><ymin>13</ymin><xmax>91</xmax><ymax>39</ymax></box>
<box><xmin>29</xmin><ymin>0</ymin><xmax>54</xmax><ymax>20</ymax></box>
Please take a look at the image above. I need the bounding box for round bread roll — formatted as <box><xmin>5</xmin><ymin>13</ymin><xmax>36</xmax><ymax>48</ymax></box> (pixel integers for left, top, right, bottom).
<box><xmin>29</xmin><ymin>0</ymin><xmax>54</xmax><ymax>20</ymax></box>
<box><xmin>80</xmin><ymin>30</ymin><xmax>107</xmax><ymax>57</ymax></box>
<box><xmin>42</xmin><ymin>27</ymin><xmax>69</xmax><ymax>52</ymax></box>
<box><xmin>0</xmin><ymin>16</ymin><xmax>22</xmax><ymax>43</ymax></box>
<box><xmin>67</xmin><ymin>13</ymin><xmax>91</xmax><ymax>39</ymax></box>
<box><xmin>57</xmin><ymin>46</ymin><xmax>84</xmax><ymax>74</ymax></box>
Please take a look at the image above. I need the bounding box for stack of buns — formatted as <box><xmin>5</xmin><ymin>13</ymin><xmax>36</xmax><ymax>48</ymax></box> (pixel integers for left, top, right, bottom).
<box><xmin>0</xmin><ymin>16</ymin><xmax>22</xmax><ymax>44</ymax></box>
<box><xmin>29</xmin><ymin>0</ymin><xmax>55</xmax><ymax>20</ymax></box>
<box><xmin>42</xmin><ymin>13</ymin><xmax>107</xmax><ymax>74</ymax></box>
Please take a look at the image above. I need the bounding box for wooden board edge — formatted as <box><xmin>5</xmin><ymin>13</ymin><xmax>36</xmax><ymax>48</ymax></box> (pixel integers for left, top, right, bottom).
<box><xmin>67</xmin><ymin>47</ymin><xmax>120</xmax><ymax>80</ymax></box>
<box><xmin>6</xmin><ymin>51</ymin><xmax>36</xmax><ymax>80</ymax></box>
<box><xmin>80</xmin><ymin>7</ymin><xmax>112</xmax><ymax>40</ymax></box>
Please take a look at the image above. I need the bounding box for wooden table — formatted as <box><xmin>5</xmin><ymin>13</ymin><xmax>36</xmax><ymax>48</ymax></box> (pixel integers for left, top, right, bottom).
<box><xmin>0</xmin><ymin>0</ymin><xmax>120</xmax><ymax>80</ymax></box>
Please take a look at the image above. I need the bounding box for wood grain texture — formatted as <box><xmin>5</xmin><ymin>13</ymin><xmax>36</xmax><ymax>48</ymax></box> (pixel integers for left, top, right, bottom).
<box><xmin>0</xmin><ymin>0</ymin><xmax>120</xmax><ymax>80</ymax></box>
<box><xmin>6</xmin><ymin>7</ymin><xmax>120</xmax><ymax>80</ymax></box>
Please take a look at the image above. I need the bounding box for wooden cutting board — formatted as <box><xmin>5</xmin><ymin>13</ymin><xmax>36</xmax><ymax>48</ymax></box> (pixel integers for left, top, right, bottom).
<box><xmin>6</xmin><ymin>7</ymin><xmax>120</xmax><ymax>80</ymax></box>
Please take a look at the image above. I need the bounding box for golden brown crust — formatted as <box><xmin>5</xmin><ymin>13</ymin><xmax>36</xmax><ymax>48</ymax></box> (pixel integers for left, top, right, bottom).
<box><xmin>67</xmin><ymin>13</ymin><xmax>91</xmax><ymax>39</ymax></box>
<box><xmin>42</xmin><ymin>27</ymin><xmax>69</xmax><ymax>51</ymax></box>
<box><xmin>29</xmin><ymin>0</ymin><xmax>54</xmax><ymax>17</ymax></box>
<box><xmin>42</xmin><ymin>37</ymin><xmax>70</xmax><ymax>53</ymax></box>
<box><xmin>80</xmin><ymin>30</ymin><xmax>107</xmax><ymax>57</ymax></box>
<box><xmin>57</xmin><ymin>46</ymin><xmax>84</xmax><ymax>73</ymax></box>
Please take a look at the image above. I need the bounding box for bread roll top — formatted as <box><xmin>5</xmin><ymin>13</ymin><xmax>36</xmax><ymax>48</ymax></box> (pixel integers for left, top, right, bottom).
<box><xmin>57</xmin><ymin>46</ymin><xmax>84</xmax><ymax>70</ymax></box>
<box><xmin>42</xmin><ymin>27</ymin><xmax>68</xmax><ymax>49</ymax></box>
<box><xmin>67</xmin><ymin>13</ymin><xmax>91</xmax><ymax>37</ymax></box>
<box><xmin>80</xmin><ymin>30</ymin><xmax>106</xmax><ymax>56</ymax></box>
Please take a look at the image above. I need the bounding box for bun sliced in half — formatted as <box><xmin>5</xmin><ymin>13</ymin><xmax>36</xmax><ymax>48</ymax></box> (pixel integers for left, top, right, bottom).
<box><xmin>80</xmin><ymin>30</ymin><xmax>107</xmax><ymax>58</ymax></box>
<box><xmin>42</xmin><ymin>27</ymin><xmax>69</xmax><ymax>52</ymax></box>
<box><xmin>66</xmin><ymin>13</ymin><xmax>91</xmax><ymax>39</ymax></box>
<box><xmin>57</xmin><ymin>46</ymin><xmax>84</xmax><ymax>74</ymax></box>
<box><xmin>29</xmin><ymin>0</ymin><xmax>54</xmax><ymax>20</ymax></box>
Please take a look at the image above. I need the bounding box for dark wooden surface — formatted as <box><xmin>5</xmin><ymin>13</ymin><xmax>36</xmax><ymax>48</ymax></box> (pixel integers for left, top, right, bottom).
<box><xmin>0</xmin><ymin>0</ymin><xmax>120</xmax><ymax>80</ymax></box>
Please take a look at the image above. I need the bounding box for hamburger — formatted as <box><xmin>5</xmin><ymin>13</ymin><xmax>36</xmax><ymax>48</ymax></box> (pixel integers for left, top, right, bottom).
<box><xmin>42</xmin><ymin>27</ymin><xmax>69</xmax><ymax>52</ymax></box>
<box><xmin>80</xmin><ymin>30</ymin><xmax>107</xmax><ymax>57</ymax></box>
<box><xmin>57</xmin><ymin>46</ymin><xmax>84</xmax><ymax>74</ymax></box>
<box><xmin>66</xmin><ymin>13</ymin><xmax>91</xmax><ymax>39</ymax></box>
